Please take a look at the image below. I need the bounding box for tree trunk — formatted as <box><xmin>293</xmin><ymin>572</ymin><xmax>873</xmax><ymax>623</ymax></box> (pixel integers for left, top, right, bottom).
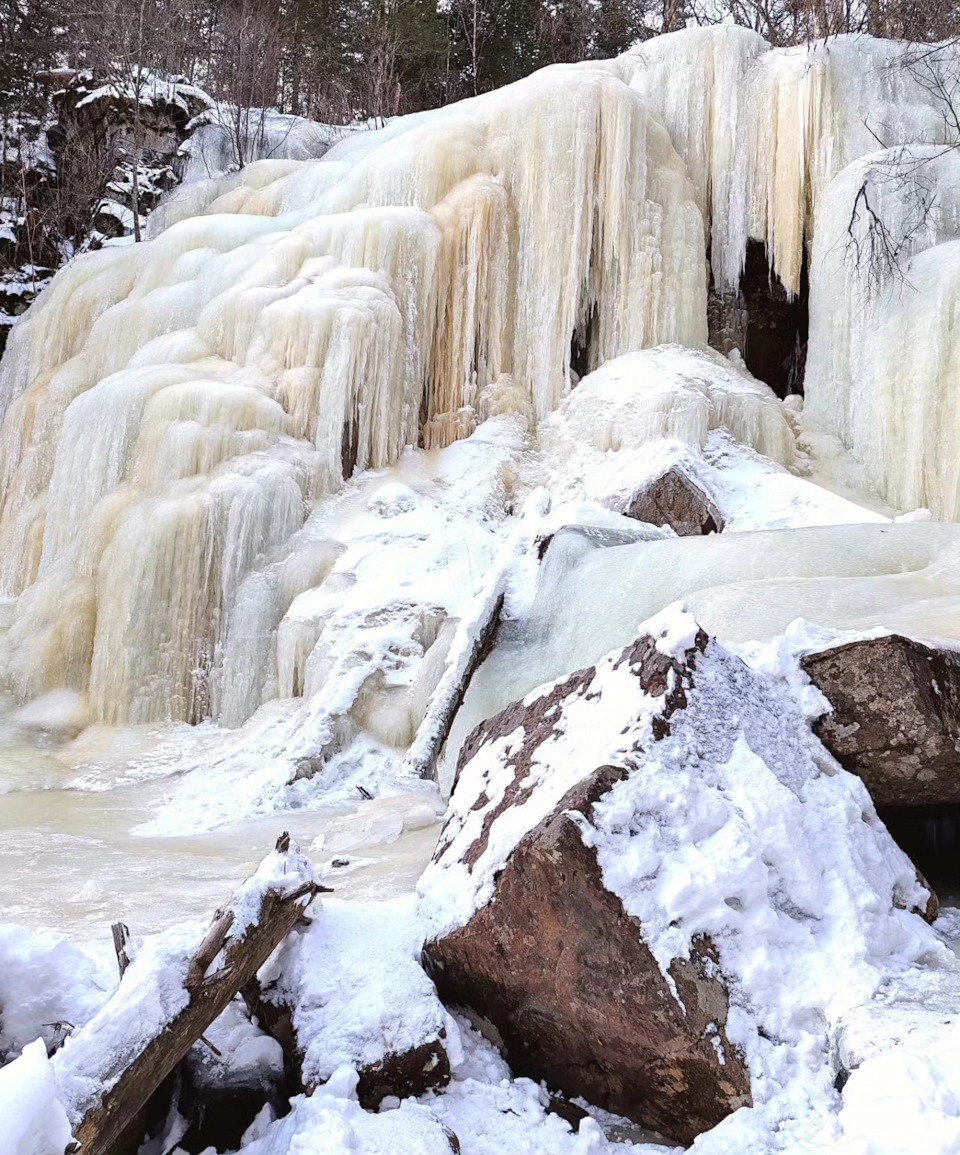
<box><xmin>66</xmin><ymin>836</ymin><xmax>326</xmax><ymax>1155</ymax></box>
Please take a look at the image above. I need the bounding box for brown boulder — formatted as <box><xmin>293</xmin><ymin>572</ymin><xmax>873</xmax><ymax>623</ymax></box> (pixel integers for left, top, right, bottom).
<box><xmin>625</xmin><ymin>465</ymin><xmax>724</xmax><ymax>535</ymax></box>
<box><xmin>423</xmin><ymin>629</ymin><xmax>752</xmax><ymax>1144</ymax></box>
<box><xmin>424</xmin><ymin>764</ymin><xmax>749</xmax><ymax>1144</ymax></box>
<box><xmin>420</xmin><ymin>611</ymin><xmax>939</xmax><ymax>1145</ymax></box>
<box><xmin>801</xmin><ymin>635</ymin><xmax>960</xmax><ymax>807</ymax></box>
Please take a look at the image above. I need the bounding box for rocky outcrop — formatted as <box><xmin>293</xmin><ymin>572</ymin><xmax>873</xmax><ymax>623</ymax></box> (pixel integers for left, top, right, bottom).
<box><xmin>420</xmin><ymin>608</ymin><xmax>939</xmax><ymax>1145</ymax></box>
<box><xmin>1</xmin><ymin>68</ymin><xmax>212</xmax><ymax>351</ymax></box>
<box><xmin>625</xmin><ymin>464</ymin><xmax>724</xmax><ymax>535</ymax></box>
<box><xmin>802</xmin><ymin>635</ymin><xmax>960</xmax><ymax>807</ymax></box>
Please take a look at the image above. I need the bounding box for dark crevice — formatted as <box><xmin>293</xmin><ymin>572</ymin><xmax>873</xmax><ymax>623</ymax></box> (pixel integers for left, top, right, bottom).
<box><xmin>878</xmin><ymin>807</ymin><xmax>960</xmax><ymax>906</ymax></box>
<box><xmin>570</xmin><ymin>302</ymin><xmax>598</xmax><ymax>383</ymax></box>
<box><xmin>342</xmin><ymin>416</ymin><xmax>359</xmax><ymax>480</ymax></box>
<box><xmin>708</xmin><ymin>240</ymin><xmax>809</xmax><ymax>399</ymax></box>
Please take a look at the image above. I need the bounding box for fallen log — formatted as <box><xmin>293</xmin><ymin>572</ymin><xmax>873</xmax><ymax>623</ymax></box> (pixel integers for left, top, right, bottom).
<box><xmin>400</xmin><ymin>498</ymin><xmax>545</xmax><ymax>782</ymax></box>
<box><xmin>55</xmin><ymin>834</ymin><xmax>327</xmax><ymax>1155</ymax></box>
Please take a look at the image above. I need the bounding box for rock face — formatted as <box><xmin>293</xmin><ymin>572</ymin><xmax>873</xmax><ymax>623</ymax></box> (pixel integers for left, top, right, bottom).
<box><xmin>420</xmin><ymin>609</ymin><xmax>939</xmax><ymax>1145</ymax></box>
<box><xmin>625</xmin><ymin>465</ymin><xmax>724</xmax><ymax>535</ymax></box>
<box><xmin>422</xmin><ymin>624</ymin><xmax>754</xmax><ymax>1144</ymax></box>
<box><xmin>802</xmin><ymin>635</ymin><xmax>960</xmax><ymax>807</ymax></box>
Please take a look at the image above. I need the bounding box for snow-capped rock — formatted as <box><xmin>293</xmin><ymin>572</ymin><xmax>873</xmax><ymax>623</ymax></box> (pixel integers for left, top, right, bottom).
<box><xmin>420</xmin><ymin>606</ymin><xmax>942</xmax><ymax>1143</ymax></box>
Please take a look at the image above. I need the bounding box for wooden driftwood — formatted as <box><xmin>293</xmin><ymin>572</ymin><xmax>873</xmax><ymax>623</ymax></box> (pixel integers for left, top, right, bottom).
<box><xmin>64</xmin><ymin>835</ymin><xmax>328</xmax><ymax>1155</ymax></box>
<box><xmin>402</xmin><ymin>591</ymin><xmax>504</xmax><ymax>782</ymax></box>
<box><xmin>400</xmin><ymin>503</ymin><xmax>546</xmax><ymax>782</ymax></box>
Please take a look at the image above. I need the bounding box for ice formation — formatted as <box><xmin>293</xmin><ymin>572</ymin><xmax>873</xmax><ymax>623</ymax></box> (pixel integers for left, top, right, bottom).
<box><xmin>0</xmin><ymin>63</ymin><xmax>705</xmax><ymax>726</ymax></box>
<box><xmin>622</xmin><ymin>31</ymin><xmax>960</xmax><ymax>516</ymax></box>
<box><xmin>805</xmin><ymin>145</ymin><xmax>960</xmax><ymax>518</ymax></box>
<box><xmin>0</xmin><ymin>26</ymin><xmax>957</xmax><ymax>746</ymax></box>
<box><xmin>446</xmin><ymin>520</ymin><xmax>960</xmax><ymax>767</ymax></box>
<box><xmin>538</xmin><ymin>345</ymin><xmax>795</xmax><ymax>475</ymax></box>
<box><xmin>621</xmin><ymin>29</ymin><xmax>960</xmax><ymax>294</ymax></box>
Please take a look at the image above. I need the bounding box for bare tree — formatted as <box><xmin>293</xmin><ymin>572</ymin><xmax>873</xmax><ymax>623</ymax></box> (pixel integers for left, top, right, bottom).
<box><xmin>211</xmin><ymin>0</ymin><xmax>284</xmax><ymax>168</ymax></box>
<box><xmin>446</xmin><ymin>0</ymin><xmax>502</xmax><ymax>95</ymax></box>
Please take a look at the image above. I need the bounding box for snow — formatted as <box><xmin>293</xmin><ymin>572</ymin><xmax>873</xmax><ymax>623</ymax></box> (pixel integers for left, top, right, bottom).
<box><xmin>402</xmin><ymin>487</ymin><xmax>547</xmax><ymax>779</ymax></box>
<box><xmin>184</xmin><ymin>998</ymin><xmax>284</xmax><ymax>1092</ymax></box>
<box><xmin>51</xmin><ymin>919</ymin><xmax>197</xmax><ymax>1122</ymax></box>
<box><xmin>174</xmin><ymin>106</ymin><xmax>356</xmax><ymax>187</ymax></box>
<box><xmin>0</xmin><ymin>1040</ymin><xmax>73</xmax><ymax>1155</ymax></box>
<box><xmin>237</xmin><ymin>1080</ymin><xmax>456</xmax><ymax>1155</ymax></box>
<box><xmin>257</xmin><ymin>896</ymin><xmax>451</xmax><ymax>1088</ymax></box>
<box><xmin>445</xmin><ymin>519</ymin><xmax>960</xmax><ymax>774</ymax></box>
<box><xmin>417</xmin><ymin>1019</ymin><xmax>678</xmax><ymax>1154</ymax></box>
<box><xmin>834</xmin><ymin>956</ymin><xmax>960</xmax><ymax>1155</ymax></box>
<box><xmin>0</xmin><ymin>925</ymin><xmax>111</xmax><ymax>1063</ymax></box>
<box><xmin>228</xmin><ymin>837</ymin><xmax>321</xmax><ymax>937</ymax></box>
<box><xmin>132</xmin><ymin>418</ymin><xmax>524</xmax><ymax>833</ymax></box>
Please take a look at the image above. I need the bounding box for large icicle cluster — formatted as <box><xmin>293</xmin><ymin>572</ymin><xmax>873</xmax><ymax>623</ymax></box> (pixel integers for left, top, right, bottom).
<box><xmin>805</xmin><ymin>145</ymin><xmax>960</xmax><ymax>518</ymax></box>
<box><xmin>0</xmin><ymin>64</ymin><xmax>704</xmax><ymax>724</ymax></box>
<box><xmin>0</xmin><ymin>28</ymin><xmax>957</xmax><ymax>729</ymax></box>
<box><xmin>623</xmin><ymin>30</ymin><xmax>960</xmax><ymax>515</ymax></box>
<box><xmin>622</xmin><ymin>30</ymin><xmax>959</xmax><ymax>294</ymax></box>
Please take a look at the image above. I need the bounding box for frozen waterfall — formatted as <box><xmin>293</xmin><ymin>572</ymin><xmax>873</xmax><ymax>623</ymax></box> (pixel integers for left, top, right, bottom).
<box><xmin>0</xmin><ymin>28</ymin><xmax>957</xmax><ymax>736</ymax></box>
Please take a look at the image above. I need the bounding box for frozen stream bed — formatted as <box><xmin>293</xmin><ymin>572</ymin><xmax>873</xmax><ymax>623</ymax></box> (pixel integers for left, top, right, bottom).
<box><xmin>0</xmin><ymin>724</ymin><xmax>442</xmax><ymax>943</ymax></box>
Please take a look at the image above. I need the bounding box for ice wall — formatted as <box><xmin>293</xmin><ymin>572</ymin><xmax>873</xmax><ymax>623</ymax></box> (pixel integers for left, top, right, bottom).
<box><xmin>0</xmin><ymin>28</ymin><xmax>956</xmax><ymax>732</ymax></box>
<box><xmin>622</xmin><ymin>30</ymin><xmax>959</xmax><ymax>520</ymax></box>
<box><xmin>805</xmin><ymin>146</ymin><xmax>960</xmax><ymax>519</ymax></box>
<box><xmin>0</xmin><ymin>64</ymin><xmax>705</xmax><ymax>724</ymax></box>
<box><xmin>622</xmin><ymin>30</ymin><xmax>960</xmax><ymax>295</ymax></box>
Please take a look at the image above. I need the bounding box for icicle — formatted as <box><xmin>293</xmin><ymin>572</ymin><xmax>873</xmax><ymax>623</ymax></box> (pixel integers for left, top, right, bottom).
<box><xmin>0</xmin><ymin>61</ymin><xmax>706</xmax><ymax>724</ymax></box>
<box><xmin>621</xmin><ymin>31</ymin><xmax>960</xmax><ymax>295</ymax></box>
<box><xmin>805</xmin><ymin>146</ymin><xmax>960</xmax><ymax>518</ymax></box>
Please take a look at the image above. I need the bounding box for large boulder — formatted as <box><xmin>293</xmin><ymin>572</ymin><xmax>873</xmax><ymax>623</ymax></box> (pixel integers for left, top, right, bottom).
<box><xmin>419</xmin><ymin>608</ymin><xmax>938</xmax><ymax>1145</ymax></box>
<box><xmin>625</xmin><ymin>463</ymin><xmax>724</xmax><ymax>535</ymax></box>
<box><xmin>801</xmin><ymin>635</ymin><xmax>960</xmax><ymax>807</ymax></box>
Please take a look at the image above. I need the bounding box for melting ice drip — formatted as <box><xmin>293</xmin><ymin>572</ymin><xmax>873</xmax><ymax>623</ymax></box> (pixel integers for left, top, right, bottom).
<box><xmin>0</xmin><ymin>30</ymin><xmax>956</xmax><ymax>730</ymax></box>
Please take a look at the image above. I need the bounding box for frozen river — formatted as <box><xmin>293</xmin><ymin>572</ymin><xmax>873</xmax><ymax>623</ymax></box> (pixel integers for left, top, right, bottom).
<box><xmin>0</xmin><ymin>719</ymin><xmax>441</xmax><ymax>944</ymax></box>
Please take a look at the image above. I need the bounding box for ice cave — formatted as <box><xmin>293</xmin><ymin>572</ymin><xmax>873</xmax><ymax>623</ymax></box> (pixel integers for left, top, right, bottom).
<box><xmin>0</xmin><ymin>22</ymin><xmax>958</xmax><ymax>1155</ymax></box>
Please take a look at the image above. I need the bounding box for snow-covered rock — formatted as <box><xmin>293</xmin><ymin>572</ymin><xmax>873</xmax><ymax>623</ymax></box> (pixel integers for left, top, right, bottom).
<box><xmin>252</xmin><ymin>897</ymin><xmax>453</xmax><ymax>1108</ymax></box>
<box><xmin>623</xmin><ymin>460</ymin><xmax>724</xmax><ymax>535</ymax></box>
<box><xmin>538</xmin><ymin>346</ymin><xmax>795</xmax><ymax>476</ymax></box>
<box><xmin>420</xmin><ymin>606</ymin><xmax>942</xmax><ymax>1144</ymax></box>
